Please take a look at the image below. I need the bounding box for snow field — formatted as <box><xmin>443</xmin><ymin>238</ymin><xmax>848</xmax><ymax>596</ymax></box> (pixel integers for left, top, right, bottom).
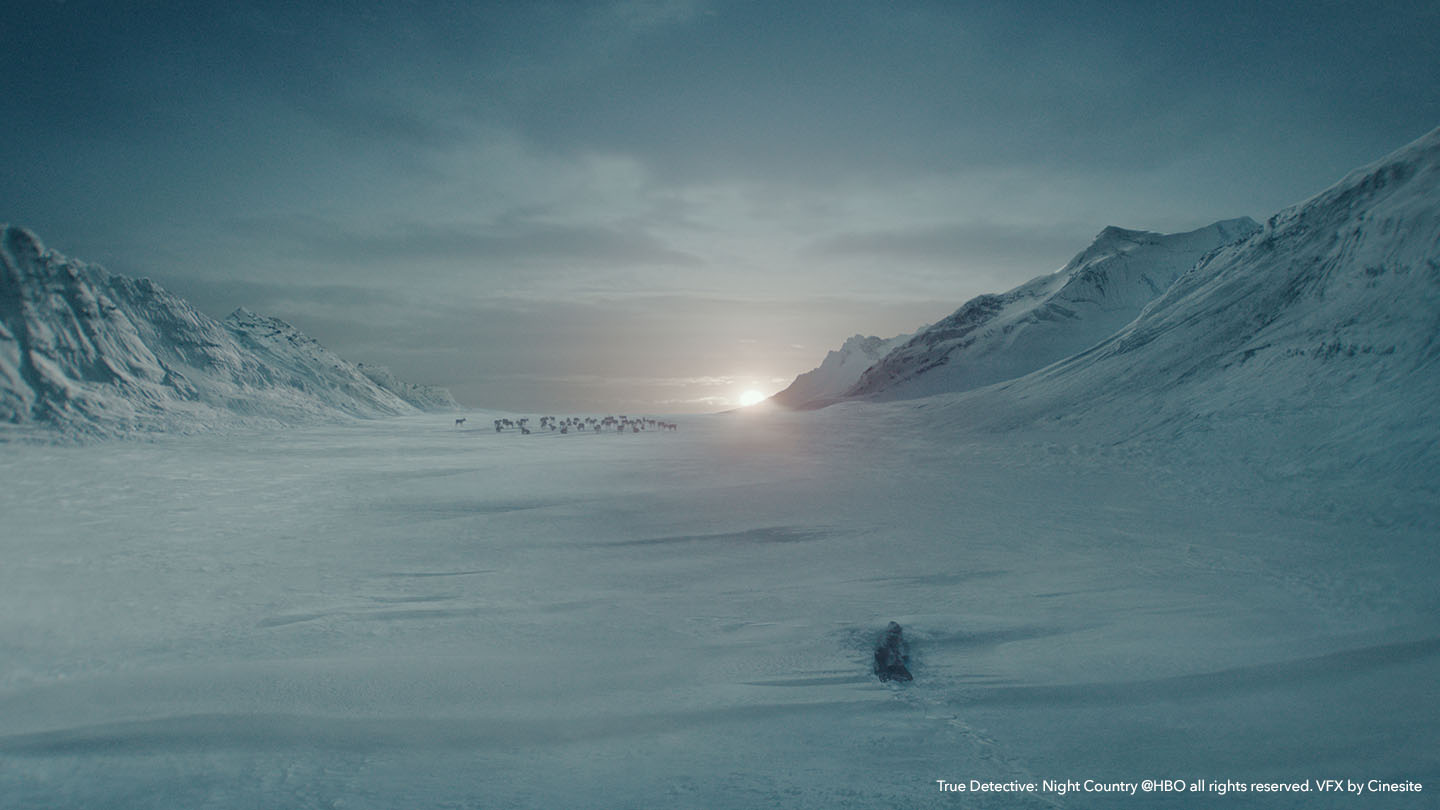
<box><xmin>0</xmin><ymin>410</ymin><xmax>1436</xmax><ymax>808</ymax></box>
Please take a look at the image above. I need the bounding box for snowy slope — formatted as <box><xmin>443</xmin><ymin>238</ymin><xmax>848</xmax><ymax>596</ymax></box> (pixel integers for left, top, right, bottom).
<box><xmin>356</xmin><ymin>363</ymin><xmax>460</xmax><ymax>412</ymax></box>
<box><xmin>770</xmin><ymin>330</ymin><xmax>917</xmax><ymax>409</ymax></box>
<box><xmin>846</xmin><ymin>217</ymin><xmax>1260</xmax><ymax>400</ymax></box>
<box><xmin>0</xmin><ymin>225</ymin><xmax>438</xmax><ymax>437</ymax></box>
<box><xmin>940</xmin><ymin>126</ymin><xmax>1440</xmax><ymax>476</ymax></box>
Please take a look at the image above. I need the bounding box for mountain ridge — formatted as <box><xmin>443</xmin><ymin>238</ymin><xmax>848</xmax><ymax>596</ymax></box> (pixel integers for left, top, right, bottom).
<box><xmin>1</xmin><ymin>224</ymin><xmax>457</xmax><ymax>438</ymax></box>
<box><xmin>769</xmin><ymin>330</ymin><xmax>919</xmax><ymax>409</ymax></box>
<box><xmin>916</xmin><ymin>125</ymin><xmax>1440</xmax><ymax>481</ymax></box>
<box><xmin>803</xmin><ymin>216</ymin><xmax>1261</xmax><ymax>404</ymax></box>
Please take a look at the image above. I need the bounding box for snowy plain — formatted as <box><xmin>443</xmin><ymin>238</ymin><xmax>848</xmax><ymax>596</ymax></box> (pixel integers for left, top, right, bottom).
<box><xmin>1</xmin><ymin>407</ymin><xmax>1436</xmax><ymax>809</ymax></box>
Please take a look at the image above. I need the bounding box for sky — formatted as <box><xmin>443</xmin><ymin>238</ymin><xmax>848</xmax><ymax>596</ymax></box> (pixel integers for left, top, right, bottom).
<box><xmin>4</xmin><ymin>0</ymin><xmax>1439</xmax><ymax>412</ymax></box>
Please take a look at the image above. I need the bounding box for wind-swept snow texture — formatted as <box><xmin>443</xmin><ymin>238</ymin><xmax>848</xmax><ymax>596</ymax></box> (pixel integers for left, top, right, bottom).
<box><xmin>0</xmin><ymin>225</ymin><xmax>454</xmax><ymax>438</ymax></box>
<box><xmin>770</xmin><ymin>331</ymin><xmax>917</xmax><ymax>409</ymax></box>
<box><xmin>1</xmin><ymin>410</ymin><xmax>1436</xmax><ymax>809</ymax></box>
<box><xmin>847</xmin><ymin>217</ymin><xmax>1260</xmax><ymax>400</ymax></box>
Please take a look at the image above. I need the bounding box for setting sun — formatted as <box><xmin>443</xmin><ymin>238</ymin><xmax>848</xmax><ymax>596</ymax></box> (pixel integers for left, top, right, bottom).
<box><xmin>737</xmin><ymin>389</ymin><xmax>766</xmax><ymax>407</ymax></box>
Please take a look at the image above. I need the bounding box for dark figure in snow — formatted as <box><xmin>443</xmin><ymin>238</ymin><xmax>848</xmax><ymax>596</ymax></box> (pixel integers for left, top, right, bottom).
<box><xmin>874</xmin><ymin>621</ymin><xmax>913</xmax><ymax>682</ymax></box>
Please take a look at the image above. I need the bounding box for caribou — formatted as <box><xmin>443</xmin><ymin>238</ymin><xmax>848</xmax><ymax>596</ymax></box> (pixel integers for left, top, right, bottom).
<box><xmin>474</xmin><ymin>413</ymin><xmax>679</xmax><ymax>438</ymax></box>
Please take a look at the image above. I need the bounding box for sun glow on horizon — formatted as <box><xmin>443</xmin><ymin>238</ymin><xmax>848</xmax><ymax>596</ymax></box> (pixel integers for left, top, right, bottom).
<box><xmin>737</xmin><ymin>389</ymin><xmax>766</xmax><ymax>407</ymax></box>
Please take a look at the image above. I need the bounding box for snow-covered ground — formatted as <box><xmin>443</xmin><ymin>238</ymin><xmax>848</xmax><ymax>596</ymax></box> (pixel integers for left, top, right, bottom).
<box><xmin>2</xmin><ymin>410</ymin><xmax>1435</xmax><ymax>808</ymax></box>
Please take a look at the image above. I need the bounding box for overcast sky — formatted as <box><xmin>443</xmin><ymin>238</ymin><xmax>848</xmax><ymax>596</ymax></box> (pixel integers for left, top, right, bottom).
<box><xmin>4</xmin><ymin>0</ymin><xmax>1439</xmax><ymax>412</ymax></box>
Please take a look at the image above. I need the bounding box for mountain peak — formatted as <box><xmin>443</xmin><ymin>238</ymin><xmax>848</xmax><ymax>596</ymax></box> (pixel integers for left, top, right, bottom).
<box><xmin>1</xmin><ymin>225</ymin><xmax>452</xmax><ymax>435</ymax></box>
<box><xmin>960</xmin><ymin>124</ymin><xmax>1440</xmax><ymax>463</ymax></box>
<box><xmin>1095</xmin><ymin>224</ymin><xmax>1152</xmax><ymax>242</ymax></box>
<box><xmin>771</xmin><ymin>329</ymin><xmax>920</xmax><ymax>409</ymax></box>
<box><xmin>226</xmin><ymin>307</ymin><xmax>306</xmax><ymax>337</ymax></box>
<box><xmin>845</xmin><ymin>216</ymin><xmax>1260</xmax><ymax>401</ymax></box>
<box><xmin>1205</xmin><ymin>216</ymin><xmax>1262</xmax><ymax>240</ymax></box>
<box><xmin>1058</xmin><ymin>226</ymin><xmax>1161</xmax><ymax>273</ymax></box>
<box><xmin>1</xmin><ymin>224</ymin><xmax>48</xmax><ymax>272</ymax></box>
<box><xmin>226</xmin><ymin>306</ymin><xmax>290</xmax><ymax>328</ymax></box>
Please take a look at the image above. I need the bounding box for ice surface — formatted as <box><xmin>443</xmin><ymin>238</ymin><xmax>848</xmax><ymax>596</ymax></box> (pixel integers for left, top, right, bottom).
<box><xmin>2</xmin><ymin>410</ymin><xmax>1436</xmax><ymax>808</ymax></box>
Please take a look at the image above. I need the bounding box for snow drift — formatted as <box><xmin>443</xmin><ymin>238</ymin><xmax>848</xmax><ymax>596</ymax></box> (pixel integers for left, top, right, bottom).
<box><xmin>0</xmin><ymin>225</ymin><xmax>456</xmax><ymax>438</ymax></box>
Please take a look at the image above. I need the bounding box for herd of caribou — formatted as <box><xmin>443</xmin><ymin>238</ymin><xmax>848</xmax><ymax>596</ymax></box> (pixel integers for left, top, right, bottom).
<box><xmin>453</xmin><ymin>415</ymin><xmax>678</xmax><ymax>435</ymax></box>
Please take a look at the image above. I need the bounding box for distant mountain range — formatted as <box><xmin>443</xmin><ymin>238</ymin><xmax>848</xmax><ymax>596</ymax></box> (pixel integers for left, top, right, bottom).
<box><xmin>774</xmin><ymin>127</ymin><xmax>1440</xmax><ymax>458</ymax></box>
<box><xmin>0</xmin><ymin>225</ymin><xmax>455</xmax><ymax>438</ymax></box>
<box><xmin>774</xmin><ymin>217</ymin><xmax>1260</xmax><ymax>409</ymax></box>
<box><xmin>10</xmin><ymin>125</ymin><xmax>1436</xmax><ymax>450</ymax></box>
<box><xmin>769</xmin><ymin>331</ymin><xmax>918</xmax><ymax>409</ymax></box>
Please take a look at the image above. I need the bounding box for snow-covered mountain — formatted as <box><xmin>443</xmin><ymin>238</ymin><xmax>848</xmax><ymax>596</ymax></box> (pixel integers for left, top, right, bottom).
<box><xmin>845</xmin><ymin>217</ymin><xmax>1261</xmax><ymax>400</ymax></box>
<box><xmin>0</xmin><ymin>225</ymin><xmax>456</xmax><ymax>437</ymax></box>
<box><xmin>769</xmin><ymin>330</ymin><xmax>917</xmax><ymax>409</ymax></box>
<box><xmin>938</xmin><ymin>126</ymin><xmax>1440</xmax><ymax>471</ymax></box>
<box><xmin>356</xmin><ymin>362</ymin><xmax>460</xmax><ymax>412</ymax></box>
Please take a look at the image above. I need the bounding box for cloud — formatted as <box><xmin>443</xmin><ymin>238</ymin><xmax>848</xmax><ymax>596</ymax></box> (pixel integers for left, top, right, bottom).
<box><xmin>146</xmin><ymin>276</ymin><xmax>401</xmax><ymax>321</ymax></box>
<box><xmin>219</xmin><ymin>213</ymin><xmax>701</xmax><ymax>268</ymax></box>
<box><xmin>650</xmin><ymin>396</ymin><xmax>730</xmax><ymax>406</ymax></box>
<box><xmin>483</xmin><ymin>373</ymin><xmax>742</xmax><ymax>389</ymax></box>
<box><xmin>807</xmin><ymin>221</ymin><xmax>1091</xmax><ymax>269</ymax></box>
<box><xmin>7</xmin><ymin>0</ymin><xmax>1440</xmax><ymax>415</ymax></box>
